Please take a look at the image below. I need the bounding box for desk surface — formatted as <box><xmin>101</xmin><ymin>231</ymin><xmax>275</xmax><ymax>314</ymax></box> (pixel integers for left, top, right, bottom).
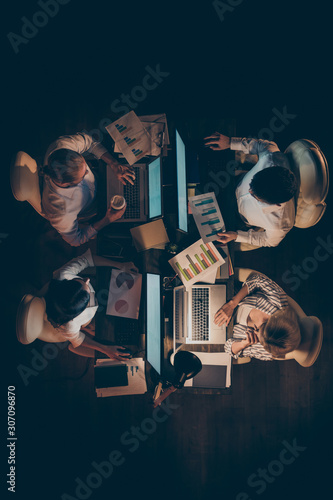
<box><xmin>95</xmin><ymin>118</ymin><xmax>237</xmax><ymax>395</ymax></box>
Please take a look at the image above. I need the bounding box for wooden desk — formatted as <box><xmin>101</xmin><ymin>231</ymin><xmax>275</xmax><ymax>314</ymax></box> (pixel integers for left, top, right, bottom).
<box><xmin>95</xmin><ymin>117</ymin><xmax>237</xmax><ymax>394</ymax></box>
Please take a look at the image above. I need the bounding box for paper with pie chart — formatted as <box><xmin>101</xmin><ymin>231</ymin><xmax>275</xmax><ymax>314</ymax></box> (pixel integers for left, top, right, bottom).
<box><xmin>106</xmin><ymin>270</ymin><xmax>142</xmax><ymax>319</ymax></box>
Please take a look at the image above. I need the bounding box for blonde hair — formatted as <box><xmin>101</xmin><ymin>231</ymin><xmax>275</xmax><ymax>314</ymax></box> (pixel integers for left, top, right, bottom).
<box><xmin>259</xmin><ymin>306</ymin><xmax>301</xmax><ymax>358</ymax></box>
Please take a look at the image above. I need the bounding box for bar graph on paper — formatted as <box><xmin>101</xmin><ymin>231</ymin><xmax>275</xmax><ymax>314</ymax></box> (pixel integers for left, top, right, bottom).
<box><xmin>106</xmin><ymin>111</ymin><xmax>151</xmax><ymax>164</ymax></box>
<box><xmin>169</xmin><ymin>239</ymin><xmax>225</xmax><ymax>289</ymax></box>
<box><xmin>189</xmin><ymin>192</ymin><xmax>226</xmax><ymax>243</ymax></box>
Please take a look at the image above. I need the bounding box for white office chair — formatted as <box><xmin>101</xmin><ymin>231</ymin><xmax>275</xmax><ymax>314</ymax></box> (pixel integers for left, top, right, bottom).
<box><xmin>235</xmin><ymin>139</ymin><xmax>329</xmax><ymax>251</ymax></box>
<box><xmin>10</xmin><ymin>151</ymin><xmax>45</xmax><ymax>217</ymax></box>
<box><xmin>232</xmin><ymin>268</ymin><xmax>323</xmax><ymax>367</ymax></box>
<box><xmin>16</xmin><ymin>294</ymin><xmax>95</xmax><ymax>358</ymax></box>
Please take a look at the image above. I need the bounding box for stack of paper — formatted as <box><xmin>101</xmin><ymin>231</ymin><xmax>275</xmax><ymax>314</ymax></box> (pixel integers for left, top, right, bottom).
<box><xmin>95</xmin><ymin>358</ymin><xmax>147</xmax><ymax>397</ymax></box>
<box><xmin>108</xmin><ymin>112</ymin><xmax>170</xmax><ymax>162</ymax></box>
<box><xmin>168</xmin><ymin>238</ymin><xmax>225</xmax><ymax>290</ymax></box>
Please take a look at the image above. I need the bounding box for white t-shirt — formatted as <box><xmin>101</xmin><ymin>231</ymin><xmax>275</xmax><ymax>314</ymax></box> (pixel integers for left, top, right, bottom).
<box><xmin>51</xmin><ymin>248</ymin><xmax>98</xmax><ymax>347</ymax></box>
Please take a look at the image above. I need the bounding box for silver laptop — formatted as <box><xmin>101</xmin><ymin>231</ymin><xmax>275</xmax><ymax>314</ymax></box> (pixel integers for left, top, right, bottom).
<box><xmin>173</xmin><ymin>284</ymin><xmax>227</xmax><ymax>353</ymax></box>
<box><xmin>106</xmin><ymin>157</ymin><xmax>162</xmax><ymax>223</ymax></box>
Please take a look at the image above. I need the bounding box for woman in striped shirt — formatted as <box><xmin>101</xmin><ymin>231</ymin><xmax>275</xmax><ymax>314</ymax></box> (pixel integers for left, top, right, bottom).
<box><xmin>214</xmin><ymin>272</ymin><xmax>301</xmax><ymax>361</ymax></box>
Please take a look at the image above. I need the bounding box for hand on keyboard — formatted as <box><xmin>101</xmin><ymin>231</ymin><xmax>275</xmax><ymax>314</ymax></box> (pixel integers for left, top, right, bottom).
<box><xmin>214</xmin><ymin>300</ymin><xmax>236</xmax><ymax>326</ymax></box>
<box><xmin>115</xmin><ymin>164</ymin><xmax>136</xmax><ymax>186</ymax></box>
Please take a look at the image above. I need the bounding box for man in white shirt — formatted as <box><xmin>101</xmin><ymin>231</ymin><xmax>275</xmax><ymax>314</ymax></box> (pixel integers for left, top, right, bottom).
<box><xmin>204</xmin><ymin>133</ymin><xmax>298</xmax><ymax>247</ymax></box>
<box><xmin>42</xmin><ymin>132</ymin><xmax>135</xmax><ymax>247</ymax></box>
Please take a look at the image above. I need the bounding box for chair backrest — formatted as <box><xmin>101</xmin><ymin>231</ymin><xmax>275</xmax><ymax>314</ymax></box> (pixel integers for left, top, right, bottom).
<box><xmin>10</xmin><ymin>151</ymin><xmax>44</xmax><ymax>216</ymax></box>
<box><xmin>285</xmin><ymin>139</ymin><xmax>329</xmax><ymax>228</ymax></box>
<box><xmin>16</xmin><ymin>294</ymin><xmax>68</xmax><ymax>345</ymax></box>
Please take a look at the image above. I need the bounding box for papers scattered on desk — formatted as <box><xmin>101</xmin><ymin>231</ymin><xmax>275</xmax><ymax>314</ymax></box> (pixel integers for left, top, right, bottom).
<box><xmin>169</xmin><ymin>238</ymin><xmax>225</xmax><ymax>290</ymax></box>
<box><xmin>108</xmin><ymin>111</ymin><xmax>169</xmax><ymax>163</ymax></box>
<box><xmin>184</xmin><ymin>352</ymin><xmax>231</xmax><ymax>388</ymax></box>
<box><xmin>106</xmin><ymin>111</ymin><xmax>152</xmax><ymax>164</ymax></box>
<box><xmin>106</xmin><ymin>269</ymin><xmax>142</xmax><ymax>319</ymax></box>
<box><xmin>95</xmin><ymin>358</ymin><xmax>147</xmax><ymax>397</ymax></box>
<box><xmin>189</xmin><ymin>192</ymin><xmax>225</xmax><ymax>243</ymax></box>
<box><xmin>137</xmin><ymin>113</ymin><xmax>169</xmax><ymax>157</ymax></box>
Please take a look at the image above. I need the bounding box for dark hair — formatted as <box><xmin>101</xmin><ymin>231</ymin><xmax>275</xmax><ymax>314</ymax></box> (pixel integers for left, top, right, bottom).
<box><xmin>45</xmin><ymin>279</ymin><xmax>90</xmax><ymax>328</ymax></box>
<box><xmin>43</xmin><ymin>149</ymin><xmax>85</xmax><ymax>183</ymax></box>
<box><xmin>250</xmin><ymin>166</ymin><xmax>298</xmax><ymax>204</ymax></box>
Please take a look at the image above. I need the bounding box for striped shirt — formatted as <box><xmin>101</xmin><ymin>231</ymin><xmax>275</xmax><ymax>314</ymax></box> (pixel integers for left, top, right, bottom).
<box><xmin>224</xmin><ymin>273</ymin><xmax>289</xmax><ymax>360</ymax></box>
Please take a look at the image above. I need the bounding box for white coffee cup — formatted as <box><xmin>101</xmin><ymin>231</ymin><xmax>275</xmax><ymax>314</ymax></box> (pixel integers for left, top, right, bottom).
<box><xmin>110</xmin><ymin>195</ymin><xmax>126</xmax><ymax>211</ymax></box>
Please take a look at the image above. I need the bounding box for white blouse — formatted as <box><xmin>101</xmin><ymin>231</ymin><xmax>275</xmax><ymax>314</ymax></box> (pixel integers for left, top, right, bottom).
<box><xmin>52</xmin><ymin>248</ymin><xmax>98</xmax><ymax>347</ymax></box>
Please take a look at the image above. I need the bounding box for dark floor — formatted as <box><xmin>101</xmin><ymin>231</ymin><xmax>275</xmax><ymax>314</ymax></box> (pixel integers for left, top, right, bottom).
<box><xmin>2</xmin><ymin>1</ymin><xmax>333</xmax><ymax>499</ymax></box>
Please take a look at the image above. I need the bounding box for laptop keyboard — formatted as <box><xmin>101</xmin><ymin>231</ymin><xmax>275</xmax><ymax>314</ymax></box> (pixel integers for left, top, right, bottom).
<box><xmin>191</xmin><ymin>288</ymin><xmax>210</xmax><ymax>341</ymax></box>
<box><xmin>123</xmin><ymin>166</ymin><xmax>141</xmax><ymax>219</ymax></box>
<box><xmin>114</xmin><ymin>317</ymin><xmax>140</xmax><ymax>345</ymax></box>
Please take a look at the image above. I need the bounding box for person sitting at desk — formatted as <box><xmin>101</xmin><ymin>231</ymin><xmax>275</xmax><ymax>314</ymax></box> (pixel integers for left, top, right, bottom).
<box><xmin>44</xmin><ymin>248</ymin><xmax>138</xmax><ymax>360</ymax></box>
<box><xmin>204</xmin><ymin>133</ymin><xmax>298</xmax><ymax>247</ymax></box>
<box><xmin>41</xmin><ymin>132</ymin><xmax>135</xmax><ymax>247</ymax></box>
<box><xmin>214</xmin><ymin>272</ymin><xmax>301</xmax><ymax>360</ymax></box>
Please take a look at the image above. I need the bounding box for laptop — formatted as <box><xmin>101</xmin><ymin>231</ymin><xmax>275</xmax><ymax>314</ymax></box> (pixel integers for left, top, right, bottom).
<box><xmin>173</xmin><ymin>284</ymin><xmax>226</xmax><ymax>353</ymax></box>
<box><xmin>106</xmin><ymin>157</ymin><xmax>163</xmax><ymax>222</ymax></box>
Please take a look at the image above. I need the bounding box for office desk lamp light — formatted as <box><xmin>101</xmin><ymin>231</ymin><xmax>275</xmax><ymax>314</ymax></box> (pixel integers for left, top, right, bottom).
<box><xmin>153</xmin><ymin>351</ymin><xmax>202</xmax><ymax>407</ymax></box>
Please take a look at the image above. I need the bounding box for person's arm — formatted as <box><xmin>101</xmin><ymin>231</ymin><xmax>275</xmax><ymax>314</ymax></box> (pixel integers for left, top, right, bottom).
<box><xmin>100</xmin><ymin>152</ymin><xmax>135</xmax><ymax>186</ymax></box>
<box><xmin>243</xmin><ymin>272</ymin><xmax>288</xmax><ymax>309</ymax></box>
<box><xmin>234</xmin><ymin>226</ymin><xmax>292</xmax><ymax>248</ymax></box>
<box><xmin>53</xmin><ymin>248</ymin><xmax>95</xmax><ymax>280</ymax></box>
<box><xmin>224</xmin><ymin>332</ymin><xmax>273</xmax><ymax>361</ymax></box>
<box><xmin>204</xmin><ymin>133</ymin><xmax>280</xmax><ymax>155</ymax></box>
<box><xmin>79</xmin><ymin>335</ymin><xmax>131</xmax><ymax>361</ymax></box>
<box><xmin>44</xmin><ymin>132</ymin><xmax>108</xmax><ymax>165</ymax></box>
<box><xmin>46</xmin><ymin>203</ymin><xmax>126</xmax><ymax>248</ymax></box>
<box><xmin>91</xmin><ymin>255</ymin><xmax>138</xmax><ymax>273</ymax></box>
<box><xmin>214</xmin><ymin>283</ymin><xmax>250</xmax><ymax>326</ymax></box>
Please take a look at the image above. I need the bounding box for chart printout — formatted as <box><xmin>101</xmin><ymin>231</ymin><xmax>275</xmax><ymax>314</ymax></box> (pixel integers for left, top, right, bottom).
<box><xmin>168</xmin><ymin>238</ymin><xmax>225</xmax><ymax>289</ymax></box>
<box><xmin>189</xmin><ymin>192</ymin><xmax>226</xmax><ymax>243</ymax></box>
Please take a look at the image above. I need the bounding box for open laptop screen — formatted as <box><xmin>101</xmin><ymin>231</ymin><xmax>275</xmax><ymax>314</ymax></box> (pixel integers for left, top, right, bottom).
<box><xmin>146</xmin><ymin>273</ymin><xmax>162</xmax><ymax>374</ymax></box>
<box><xmin>148</xmin><ymin>157</ymin><xmax>162</xmax><ymax>219</ymax></box>
<box><xmin>176</xmin><ymin>130</ymin><xmax>188</xmax><ymax>232</ymax></box>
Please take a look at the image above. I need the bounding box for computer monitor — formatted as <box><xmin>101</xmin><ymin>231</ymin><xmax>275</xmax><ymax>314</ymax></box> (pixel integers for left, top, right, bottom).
<box><xmin>146</xmin><ymin>273</ymin><xmax>162</xmax><ymax>375</ymax></box>
<box><xmin>148</xmin><ymin>157</ymin><xmax>162</xmax><ymax>219</ymax></box>
<box><xmin>175</xmin><ymin>129</ymin><xmax>188</xmax><ymax>233</ymax></box>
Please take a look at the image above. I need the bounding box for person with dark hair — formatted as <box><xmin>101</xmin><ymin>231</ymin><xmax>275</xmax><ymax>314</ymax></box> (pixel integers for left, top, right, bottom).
<box><xmin>41</xmin><ymin>133</ymin><xmax>136</xmax><ymax>247</ymax></box>
<box><xmin>203</xmin><ymin>133</ymin><xmax>298</xmax><ymax>247</ymax></box>
<box><xmin>214</xmin><ymin>272</ymin><xmax>301</xmax><ymax>361</ymax></box>
<box><xmin>44</xmin><ymin>248</ymin><xmax>138</xmax><ymax>360</ymax></box>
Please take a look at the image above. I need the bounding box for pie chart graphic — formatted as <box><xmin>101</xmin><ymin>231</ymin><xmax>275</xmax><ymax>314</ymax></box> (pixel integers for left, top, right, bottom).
<box><xmin>114</xmin><ymin>300</ymin><xmax>129</xmax><ymax>314</ymax></box>
<box><xmin>115</xmin><ymin>272</ymin><xmax>135</xmax><ymax>290</ymax></box>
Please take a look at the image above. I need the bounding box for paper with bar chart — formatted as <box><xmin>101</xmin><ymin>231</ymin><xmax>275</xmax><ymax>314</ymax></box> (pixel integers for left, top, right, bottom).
<box><xmin>189</xmin><ymin>192</ymin><xmax>226</xmax><ymax>243</ymax></box>
<box><xmin>168</xmin><ymin>239</ymin><xmax>225</xmax><ymax>289</ymax></box>
<box><xmin>106</xmin><ymin>111</ymin><xmax>152</xmax><ymax>165</ymax></box>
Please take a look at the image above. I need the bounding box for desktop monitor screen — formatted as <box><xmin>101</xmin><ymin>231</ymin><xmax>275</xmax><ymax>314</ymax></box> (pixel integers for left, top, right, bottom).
<box><xmin>148</xmin><ymin>157</ymin><xmax>162</xmax><ymax>219</ymax></box>
<box><xmin>175</xmin><ymin>129</ymin><xmax>188</xmax><ymax>232</ymax></box>
<box><xmin>146</xmin><ymin>273</ymin><xmax>162</xmax><ymax>375</ymax></box>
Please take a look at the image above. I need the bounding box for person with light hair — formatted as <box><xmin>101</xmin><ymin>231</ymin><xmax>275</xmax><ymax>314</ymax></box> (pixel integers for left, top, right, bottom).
<box><xmin>41</xmin><ymin>132</ymin><xmax>135</xmax><ymax>247</ymax></box>
<box><xmin>214</xmin><ymin>272</ymin><xmax>301</xmax><ymax>360</ymax></box>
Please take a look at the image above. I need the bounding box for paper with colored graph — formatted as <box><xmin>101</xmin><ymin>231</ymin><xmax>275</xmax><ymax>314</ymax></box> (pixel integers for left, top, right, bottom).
<box><xmin>168</xmin><ymin>239</ymin><xmax>225</xmax><ymax>289</ymax></box>
<box><xmin>106</xmin><ymin>111</ymin><xmax>152</xmax><ymax>165</ymax></box>
<box><xmin>189</xmin><ymin>192</ymin><xmax>225</xmax><ymax>243</ymax></box>
<box><xmin>106</xmin><ymin>270</ymin><xmax>142</xmax><ymax>319</ymax></box>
